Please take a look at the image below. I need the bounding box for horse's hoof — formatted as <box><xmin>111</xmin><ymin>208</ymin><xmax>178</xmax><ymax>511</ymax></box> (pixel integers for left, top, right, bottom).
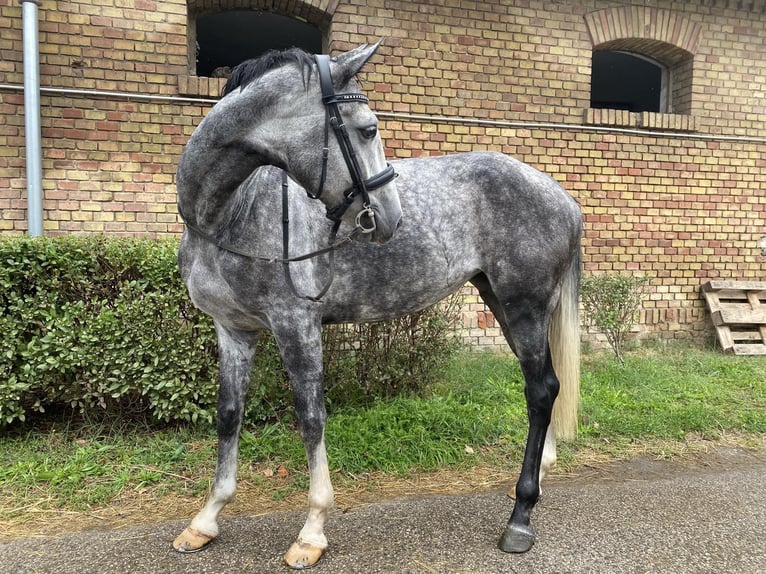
<box><xmin>284</xmin><ymin>541</ymin><xmax>325</xmax><ymax>570</ymax></box>
<box><xmin>173</xmin><ymin>526</ymin><xmax>216</xmax><ymax>553</ymax></box>
<box><xmin>498</xmin><ymin>523</ymin><xmax>536</xmax><ymax>553</ymax></box>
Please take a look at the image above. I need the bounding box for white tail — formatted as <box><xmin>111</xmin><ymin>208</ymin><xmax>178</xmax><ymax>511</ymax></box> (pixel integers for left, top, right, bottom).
<box><xmin>549</xmin><ymin>249</ymin><xmax>581</xmax><ymax>440</ymax></box>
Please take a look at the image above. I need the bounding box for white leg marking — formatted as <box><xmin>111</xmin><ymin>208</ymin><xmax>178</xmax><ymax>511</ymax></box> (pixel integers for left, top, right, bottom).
<box><xmin>298</xmin><ymin>434</ymin><xmax>334</xmax><ymax>548</ymax></box>
<box><xmin>540</xmin><ymin>423</ymin><xmax>557</xmax><ymax>486</ymax></box>
<box><xmin>284</xmin><ymin>434</ymin><xmax>334</xmax><ymax>569</ymax></box>
<box><xmin>174</xmin><ymin>447</ymin><xmax>239</xmax><ymax>551</ymax></box>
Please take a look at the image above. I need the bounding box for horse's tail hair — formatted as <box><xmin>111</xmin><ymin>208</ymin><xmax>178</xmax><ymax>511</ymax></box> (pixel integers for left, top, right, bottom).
<box><xmin>549</xmin><ymin>245</ymin><xmax>581</xmax><ymax>440</ymax></box>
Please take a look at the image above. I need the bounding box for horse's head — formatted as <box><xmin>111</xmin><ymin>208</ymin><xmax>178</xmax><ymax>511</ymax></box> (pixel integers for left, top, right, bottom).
<box><xmin>222</xmin><ymin>43</ymin><xmax>401</xmax><ymax>244</ymax></box>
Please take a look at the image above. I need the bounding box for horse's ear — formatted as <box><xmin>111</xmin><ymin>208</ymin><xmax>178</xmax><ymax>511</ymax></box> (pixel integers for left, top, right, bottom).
<box><xmin>332</xmin><ymin>40</ymin><xmax>383</xmax><ymax>87</ymax></box>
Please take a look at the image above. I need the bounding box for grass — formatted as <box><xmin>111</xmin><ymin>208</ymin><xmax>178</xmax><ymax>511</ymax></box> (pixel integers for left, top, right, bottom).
<box><xmin>580</xmin><ymin>344</ymin><xmax>766</xmax><ymax>442</ymax></box>
<box><xmin>0</xmin><ymin>425</ymin><xmax>215</xmax><ymax>510</ymax></box>
<box><xmin>1</xmin><ymin>343</ymin><xmax>765</xmax><ymax>536</ymax></box>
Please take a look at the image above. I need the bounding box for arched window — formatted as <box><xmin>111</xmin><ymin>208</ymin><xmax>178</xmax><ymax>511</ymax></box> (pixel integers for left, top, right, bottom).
<box><xmin>583</xmin><ymin>7</ymin><xmax>700</xmax><ymax>129</ymax></box>
<box><xmin>194</xmin><ymin>11</ymin><xmax>322</xmax><ymax>78</ymax></box>
<box><xmin>179</xmin><ymin>1</ymin><xmax>335</xmax><ymax>97</ymax></box>
<box><xmin>590</xmin><ymin>51</ymin><xmax>667</xmax><ymax>113</ymax></box>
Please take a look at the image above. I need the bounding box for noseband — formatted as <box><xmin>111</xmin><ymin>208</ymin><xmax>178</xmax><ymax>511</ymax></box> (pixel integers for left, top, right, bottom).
<box><xmin>313</xmin><ymin>54</ymin><xmax>397</xmax><ymax>234</ymax></box>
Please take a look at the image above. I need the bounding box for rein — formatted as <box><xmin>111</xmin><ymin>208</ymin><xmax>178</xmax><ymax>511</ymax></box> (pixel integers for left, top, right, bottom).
<box><xmin>280</xmin><ymin>171</ymin><xmax>348</xmax><ymax>302</ymax></box>
<box><xmin>178</xmin><ymin>173</ymin><xmax>357</xmax><ymax>302</ymax></box>
<box><xmin>178</xmin><ymin>53</ymin><xmax>397</xmax><ymax>302</ymax></box>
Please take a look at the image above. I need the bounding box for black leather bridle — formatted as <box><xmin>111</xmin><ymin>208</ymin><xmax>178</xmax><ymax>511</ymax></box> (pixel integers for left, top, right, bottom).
<box><xmin>312</xmin><ymin>54</ymin><xmax>397</xmax><ymax>233</ymax></box>
<box><xmin>276</xmin><ymin>55</ymin><xmax>398</xmax><ymax>301</ymax></box>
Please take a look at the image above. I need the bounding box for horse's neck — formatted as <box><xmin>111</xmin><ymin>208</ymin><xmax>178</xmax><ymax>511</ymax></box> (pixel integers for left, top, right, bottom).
<box><xmin>217</xmin><ymin>168</ymin><xmax>325</xmax><ymax>256</ymax></box>
<box><xmin>177</xmin><ymin>102</ymin><xmax>269</xmax><ymax>231</ymax></box>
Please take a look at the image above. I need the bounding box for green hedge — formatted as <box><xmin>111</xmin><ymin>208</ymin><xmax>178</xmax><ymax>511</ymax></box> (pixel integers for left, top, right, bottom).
<box><xmin>0</xmin><ymin>236</ymin><xmax>460</xmax><ymax>427</ymax></box>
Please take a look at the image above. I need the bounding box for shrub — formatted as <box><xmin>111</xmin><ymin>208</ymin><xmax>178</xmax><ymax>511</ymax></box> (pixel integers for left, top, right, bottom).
<box><xmin>245</xmin><ymin>295</ymin><xmax>462</xmax><ymax>421</ymax></box>
<box><xmin>580</xmin><ymin>273</ymin><xmax>651</xmax><ymax>363</ymax></box>
<box><xmin>322</xmin><ymin>293</ymin><xmax>463</xmax><ymax>408</ymax></box>
<box><xmin>0</xmin><ymin>236</ymin><xmax>218</xmax><ymax>426</ymax></box>
<box><xmin>0</xmin><ymin>236</ymin><xmax>461</xmax><ymax>427</ymax></box>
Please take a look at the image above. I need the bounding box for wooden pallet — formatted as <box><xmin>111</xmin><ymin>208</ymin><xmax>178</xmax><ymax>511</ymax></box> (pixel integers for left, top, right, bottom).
<box><xmin>701</xmin><ymin>280</ymin><xmax>766</xmax><ymax>355</ymax></box>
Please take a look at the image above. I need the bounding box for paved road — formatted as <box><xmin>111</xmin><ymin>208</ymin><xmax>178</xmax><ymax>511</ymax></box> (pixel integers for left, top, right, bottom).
<box><xmin>2</xmin><ymin>447</ymin><xmax>765</xmax><ymax>574</ymax></box>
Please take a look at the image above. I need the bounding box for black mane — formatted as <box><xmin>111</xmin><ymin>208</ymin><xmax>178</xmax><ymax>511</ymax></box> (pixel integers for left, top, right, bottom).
<box><xmin>222</xmin><ymin>47</ymin><xmax>315</xmax><ymax>96</ymax></box>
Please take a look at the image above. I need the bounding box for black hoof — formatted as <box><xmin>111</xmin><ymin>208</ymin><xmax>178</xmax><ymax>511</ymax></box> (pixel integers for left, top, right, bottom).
<box><xmin>498</xmin><ymin>523</ymin><xmax>535</xmax><ymax>553</ymax></box>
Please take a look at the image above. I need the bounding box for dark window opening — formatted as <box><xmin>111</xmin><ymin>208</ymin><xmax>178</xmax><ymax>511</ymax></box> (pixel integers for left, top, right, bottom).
<box><xmin>195</xmin><ymin>11</ymin><xmax>322</xmax><ymax>78</ymax></box>
<box><xmin>590</xmin><ymin>51</ymin><xmax>665</xmax><ymax>113</ymax></box>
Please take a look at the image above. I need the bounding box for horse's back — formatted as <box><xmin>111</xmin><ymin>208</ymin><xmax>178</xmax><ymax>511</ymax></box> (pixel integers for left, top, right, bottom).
<box><xmin>393</xmin><ymin>151</ymin><xmax>579</xmax><ymax>228</ymax></box>
<box><xmin>391</xmin><ymin>152</ymin><xmax>581</xmax><ymax>309</ymax></box>
<box><xmin>391</xmin><ymin>151</ymin><xmax>581</xmax><ymax>266</ymax></box>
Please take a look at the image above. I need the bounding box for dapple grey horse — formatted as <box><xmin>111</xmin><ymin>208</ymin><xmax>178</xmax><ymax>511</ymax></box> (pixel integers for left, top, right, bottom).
<box><xmin>174</xmin><ymin>44</ymin><xmax>582</xmax><ymax>569</ymax></box>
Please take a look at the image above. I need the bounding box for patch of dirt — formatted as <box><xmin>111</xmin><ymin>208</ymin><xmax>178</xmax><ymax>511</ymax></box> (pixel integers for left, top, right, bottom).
<box><xmin>0</xmin><ymin>467</ymin><xmax>511</xmax><ymax>541</ymax></box>
<box><xmin>2</xmin><ymin>437</ymin><xmax>763</xmax><ymax>542</ymax></box>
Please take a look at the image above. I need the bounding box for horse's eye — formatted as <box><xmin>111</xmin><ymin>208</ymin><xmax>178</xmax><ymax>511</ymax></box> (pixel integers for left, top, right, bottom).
<box><xmin>361</xmin><ymin>125</ymin><xmax>377</xmax><ymax>139</ymax></box>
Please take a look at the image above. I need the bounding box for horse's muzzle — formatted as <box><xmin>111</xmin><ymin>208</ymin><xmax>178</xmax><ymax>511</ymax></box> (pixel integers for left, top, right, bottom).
<box><xmin>369</xmin><ymin>207</ymin><xmax>402</xmax><ymax>244</ymax></box>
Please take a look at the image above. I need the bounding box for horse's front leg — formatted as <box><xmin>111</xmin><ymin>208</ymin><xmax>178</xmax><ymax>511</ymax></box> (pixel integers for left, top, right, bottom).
<box><xmin>273</xmin><ymin>317</ymin><xmax>334</xmax><ymax>570</ymax></box>
<box><xmin>173</xmin><ymin>324</ymin><xmax>259</xmax><ymax>552</ymax></box>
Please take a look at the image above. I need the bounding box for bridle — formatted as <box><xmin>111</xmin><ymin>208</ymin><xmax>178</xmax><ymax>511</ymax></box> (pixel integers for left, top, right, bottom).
<box><xmin>178</xmin><ymin>53</ymin><xmax>398</xmax><ymax>302</ymax></box>
<box><xmin>278</xmin><ymin>54</ymin><xmax>397</xmax><ymax>301</ymax></box>
<box><xmin>312</xmin><ymin>54</ymin><xmax>397</xmax><ymax>232</ymax></box>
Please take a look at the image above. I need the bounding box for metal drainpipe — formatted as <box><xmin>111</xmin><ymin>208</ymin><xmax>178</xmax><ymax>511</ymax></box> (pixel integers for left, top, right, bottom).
<box><xmin>20</xmin><ymin>0</ymin><xmax>43</xmax><ymax>236</ymax></box>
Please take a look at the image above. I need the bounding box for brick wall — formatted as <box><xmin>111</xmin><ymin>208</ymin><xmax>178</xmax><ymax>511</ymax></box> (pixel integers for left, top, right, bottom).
<box><xmin>0</xmin><ymin>0</ymin><xmax>190</xmax><ymax>235</ymax></box>
<box><xmin>1</xmin><ymin>0</ymin><xmax>765</xmax><ymax>346</ymax></box>
<box><xmin>336</xmin><ymin>0</ymin><xmax>766</xmax><ymax>346</ymax></box>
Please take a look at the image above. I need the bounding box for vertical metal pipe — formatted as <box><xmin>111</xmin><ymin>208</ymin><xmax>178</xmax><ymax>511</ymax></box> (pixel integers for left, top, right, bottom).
<box><xmin>20</xmin><ymin>0</ymin><xmax>43</xmax><ymax>236</ymax></box>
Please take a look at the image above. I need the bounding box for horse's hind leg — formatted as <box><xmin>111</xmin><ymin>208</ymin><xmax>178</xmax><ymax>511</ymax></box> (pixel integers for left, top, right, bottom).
<box><xmin>471</xmin><ymin>274</ymin><xmax>557</xmax><ymax>486</ymax></box>
<box><xmin>272</xmin><ymin>316</ymin><xmax>334</xmax><ymax>570</ymax></box>
<box><xmin>480</xmin><ymin>286</ymin><xmax>559</xmax><ymax>553</ymax></box>
<box><xmin>174</xmin><ymin>323</ymin><xmax>259</xmax><ymax>552</ymax></box>
<box><xmin>500</xmin><ymin>310</ymin><xmax>559</xmax><ymax>553</ymax></box>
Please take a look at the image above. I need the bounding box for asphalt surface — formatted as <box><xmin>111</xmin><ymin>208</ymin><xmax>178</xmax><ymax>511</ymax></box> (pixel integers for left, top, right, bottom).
<box><xmin>2</xmin><ymin>447</ymin><xmax>765</xmax><ymax>574</ymax></box>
